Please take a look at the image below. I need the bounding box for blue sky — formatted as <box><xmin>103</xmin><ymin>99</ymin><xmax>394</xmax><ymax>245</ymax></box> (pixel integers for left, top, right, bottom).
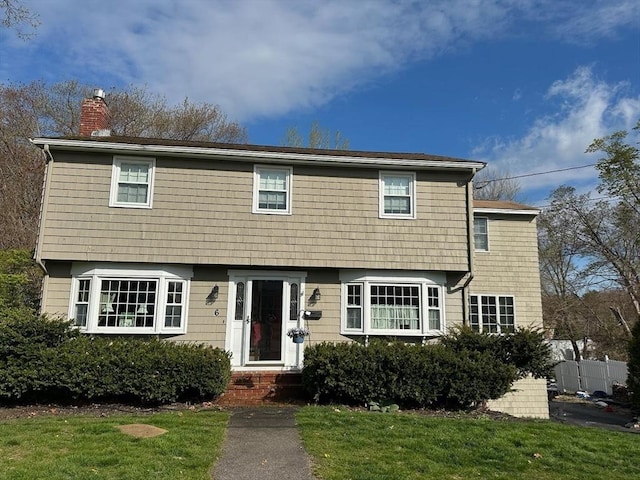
<box><xmin>1</xmin><ymin>0</ymin><xmax>639</xmax><ymax>206</ymax></box>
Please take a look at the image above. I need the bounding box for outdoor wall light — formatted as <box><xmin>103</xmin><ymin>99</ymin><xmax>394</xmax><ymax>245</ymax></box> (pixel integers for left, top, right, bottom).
<box><xmin>312</xmin><ymin>287</ymin><xmax>321</xmax><ymax>302</ymax></box>
<box><xmin>206</xmin><ymin>285</ymin><xmax>219</xmax><ymax>304</ymax></box>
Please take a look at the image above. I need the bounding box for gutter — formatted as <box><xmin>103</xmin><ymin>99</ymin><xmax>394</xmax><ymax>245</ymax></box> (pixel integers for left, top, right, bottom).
<box><xmin>30</xmin><ymin>138</ymin><xmax>486</xmax><ymax>171</ymax></box>
<box><xmin>462</xmin><ymin>171</ymin><xmax>477</xmax><ymax>326</ymax></box>
<box><xmin>473</xmin><ymin>207</ymin><xmax>541</xmax><ymax>216</ymax></box>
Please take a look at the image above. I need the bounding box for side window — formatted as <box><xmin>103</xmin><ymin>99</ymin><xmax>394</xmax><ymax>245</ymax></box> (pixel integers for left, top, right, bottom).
<box><xmin>234</xmin><ymin>282</ymin><xmax>245</xmax><ymax>320</ymax></box>
<box><xmin>110</xmin><ymin>156</ymin><xmax>155</xmax><ymax>208</ymax></box>
<box><xmin>379</xmin><ymin>172</ymin><xmax>416</xmax><ymax>219</ymax></box>
<box><xmin>474</xmin><ymin>217</ymin><xmax>489</xmax><ymax>251</ymax></box>
<box><xmin>73</xmin><ymin>278</ymin><xmax>91</xmax><ymax>327</ymax></box>
<box><xmin>289</xmin><ymin>283</ymin><xmax>299</xmax><ymax>321</ymax></box>
<box><xmin>346</xmin><ymin>283</ymin><xmax>363</xmax><ymax>330</ymax></box>
<box><xmin>470</xmin><ymin>294</ymin><xmax>515</xmax><ymax>333</ymax></box>
<box><xmin>253</xmin><ymin>165</ymin><xmax>292</xmax><ymax>214</ymax></box>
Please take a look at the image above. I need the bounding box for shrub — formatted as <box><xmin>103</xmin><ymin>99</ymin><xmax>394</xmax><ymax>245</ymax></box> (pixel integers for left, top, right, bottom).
<box><xmin>302</xmin><ymin>338</ymin><xmax>518</xmax><ymax>410</ymax></box>
<box><xmin>442</xmin><ymin>326</ymin><xmax>555</xmax><ymax>379</ymax></box>
<box><xmin>0</xmin><ymin>249</ymin><xmax>42</xmax><ymax>312</ymax></box>
<box><xmin>0</xmin><ymin>314</ymin><xmax>231</xmax><ymax>404</ymax></box>
<box><xmin>0</xmin><ymin>312</ymin><xmax>78</xmax><ymax>399</ymax></box>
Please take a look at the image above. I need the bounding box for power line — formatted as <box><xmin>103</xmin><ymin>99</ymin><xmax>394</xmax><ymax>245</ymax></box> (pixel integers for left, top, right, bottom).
<box><xmin>475</xmin><ymin>162</ymin><xmax>597</xmax><ymax>187</ymax></box>
<box><xmin>534</xmin><ymin>195</ymin><xmax>613</xmax><ymax>210</ymax></box>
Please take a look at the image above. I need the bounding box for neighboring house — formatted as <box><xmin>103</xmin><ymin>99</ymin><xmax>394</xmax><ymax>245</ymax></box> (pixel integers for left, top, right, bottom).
<box><xmin>30</xmin><ymin>92</ymin><xmax>548</xmax><ymax>417</ymax></box>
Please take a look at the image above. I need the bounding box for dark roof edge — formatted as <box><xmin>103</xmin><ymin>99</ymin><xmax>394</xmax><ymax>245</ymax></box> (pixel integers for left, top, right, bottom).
<box><xmin>473</xmin><ymin>199</ymin><xmax>540</xmax><ymax>215</ymax></box>
<box><xmin>30</xmin><ymin>135</ymin><xmax>486</xmax><ymax>170</ymax></box>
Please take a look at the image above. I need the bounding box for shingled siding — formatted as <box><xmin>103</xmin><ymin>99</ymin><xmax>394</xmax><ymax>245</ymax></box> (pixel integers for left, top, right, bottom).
<box><xmin>42</xmin><ymin>263</ymin><xmax>466</xmax><ymax>347</ymax></box>
<box><xmin>39</xmin><ymin>152</ymin><xmax>471</xmax><ymax>272</ymax></box>
<box><xmin>471</xmin><ymin>213</ymin><xmax>543</xmax><ymax>329</ymax></box>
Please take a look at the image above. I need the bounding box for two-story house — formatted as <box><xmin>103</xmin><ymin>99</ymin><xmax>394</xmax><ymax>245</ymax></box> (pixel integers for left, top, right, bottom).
<box><xmin>31</xmin><ymin>92</ymin><xmax>548</xmax><ymax>417</ymax></box>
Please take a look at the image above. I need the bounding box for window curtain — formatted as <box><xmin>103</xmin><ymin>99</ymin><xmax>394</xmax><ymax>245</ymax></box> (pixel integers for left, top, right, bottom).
<box><xmin>371</xmin><ymin>305</ymin><xmax>419</xmax><ymax>329</ymax></box>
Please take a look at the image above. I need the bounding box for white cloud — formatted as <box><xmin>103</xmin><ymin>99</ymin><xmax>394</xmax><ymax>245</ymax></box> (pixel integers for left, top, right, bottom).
<box><xmin>5</xmin><ymin>0</ymin><xmax>637</xmax><ymax>121</ymax></box>
<box><xmin>546</xmin><ymin>0</ymin><xmax>640</xmax><ymax>43</ymax></box>
<box><xmin>472</xmin><ymin>66</ymin><xmax>640</xmax><ymax>204</ymax></box>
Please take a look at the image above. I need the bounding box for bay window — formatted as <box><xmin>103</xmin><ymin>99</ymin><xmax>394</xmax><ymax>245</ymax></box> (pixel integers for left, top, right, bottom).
<box><xmin>341</xmin><ymin>272</ymin><xmax>444</xmax><ymax>335</ymax></box>
<box><xmin>69</xmin><ymin>264</ymin><xmax>192</xmax><ymax>334</ymax></box>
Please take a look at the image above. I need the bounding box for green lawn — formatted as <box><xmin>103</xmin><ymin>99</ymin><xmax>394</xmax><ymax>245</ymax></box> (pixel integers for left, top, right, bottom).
<box><xmin>2</xmin><ymin>406</ymin><xmax>638</xmax><ymax>480</ymax></box>
<box><xmin>0</xmin><ymin>410</ymin><xmax>229</xmax><ymax>480</ymax></box>
<box><xmin>296</xmin><ymin>406</ymin><xmax>640</xmax><ymax>480</ymax></box>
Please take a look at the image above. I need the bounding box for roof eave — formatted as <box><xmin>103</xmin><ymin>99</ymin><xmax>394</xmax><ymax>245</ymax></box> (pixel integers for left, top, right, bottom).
<box><xmin>473</xmin><ymin>207</ymin><xmax>540</xmax><ymax>216</ymax></box>
<box><xmin>30</xmin><ymin>138</ymin><xmax>486</xmax><ymax>171</ymax></box>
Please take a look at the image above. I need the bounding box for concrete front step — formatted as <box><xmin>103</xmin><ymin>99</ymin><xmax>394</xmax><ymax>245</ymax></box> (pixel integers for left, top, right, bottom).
<box><xmin>215</xmin><ymin>372</ymin><xmax>305</xmax><ymax>406</ymax></box>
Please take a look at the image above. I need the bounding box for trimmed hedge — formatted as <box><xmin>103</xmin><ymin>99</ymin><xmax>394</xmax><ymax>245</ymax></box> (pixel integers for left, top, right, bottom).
<box><xmin>0</xmin><ymin>313</ymin><xmax>231</xmax><ymax>405</ymax></box>
<box><xmin>302</xmin><ymin>327</ymin><xmax>554</xmax><ymax>410</ymax></box>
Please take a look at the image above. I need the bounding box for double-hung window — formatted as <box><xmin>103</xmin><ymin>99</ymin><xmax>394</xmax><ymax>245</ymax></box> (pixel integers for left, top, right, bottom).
<box><xmin>253</xmin><ymin>165</ymin><xmax>292</xmax><ymax>214</ymax></box>
<box><xmin>69</xmin><ymin>264</ymin><xmax>191</xmax><ymax>334</ymax></box>
<box><xmin>110</xmin><ymin>156</ymin><xmax>155</xmax><ymax>208</ymax></box>
<box><xmin>474</xmin><ymin>217</ymin><xmax>489</xmax><ymax>251</ymax></box>
<box><xmin>379</xmin><ymin>172</ymin><xmax>416</xmax><ymax>219</ymax></box>
<box><xmin>341</xmin><ymin>272</ymin><xmax>444</xmax><ymax>335</ymax></box>
<box><xmin>470</xmin><ymin>294</ymin><xmax>515</xmax><ymax>333</ymax></box>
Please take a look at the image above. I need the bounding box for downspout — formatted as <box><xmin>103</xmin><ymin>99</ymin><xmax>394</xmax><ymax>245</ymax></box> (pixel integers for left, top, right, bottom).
<box><xmin>31</xmin><ymin>141</ymin><xmax>54</xmax><ymax>312</ymax></box>
<box><xmin>461</xmin><ymin>168</ymin><xmax>479</xmax><ymax>326</ymax></box>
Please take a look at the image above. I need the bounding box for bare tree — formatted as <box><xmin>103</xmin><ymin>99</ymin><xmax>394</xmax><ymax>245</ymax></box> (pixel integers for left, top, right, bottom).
<box><xmin>473</xmin><ymin>168</ymin><xmax>521</xmax><ymax>201</ymax></box>
<box><xmin>0</xmin><ymin>80</ymin><xmax>248</xmax><ymax>249</ymax></box>
<box><xmin>31</xmin><ymin>81</ymin><xmax>249</xmax><ymax>142</ymax></box>
<box><xmin>538</xmin><ymin>190</ymin><xmax>593</xmax><ymax>360</ymax></box>
<box><xmin>539</xmin><ymin>121</ymin><xmax>640</xmax><ymax>359</ymax></box>
<box><xmin>1</xmin><ymin>0</ymin><xmax>39</xmax><ymax>38</ymax></box>
<box><xmin>0</xmin><ymin>82</ymin><xmax>46</xmax><ymax>249</ymax></box>
<box><xmin>283</xmin><ymin>121</ymin><xmax>349</xmax><ymax>150</ymax></box>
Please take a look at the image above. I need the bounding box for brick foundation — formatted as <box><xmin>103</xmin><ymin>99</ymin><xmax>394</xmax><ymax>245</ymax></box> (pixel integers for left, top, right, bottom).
<box><xmin>215</xmin><ymin>372</ymin><xmax>305</xmax><ymax>406</ymax></box>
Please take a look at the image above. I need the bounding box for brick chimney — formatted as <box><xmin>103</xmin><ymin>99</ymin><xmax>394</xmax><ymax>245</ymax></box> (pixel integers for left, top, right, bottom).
<box><xmin>79</xmin><ymin>88</ymin><xmax>110</xmax><ymax>136</ymax></box>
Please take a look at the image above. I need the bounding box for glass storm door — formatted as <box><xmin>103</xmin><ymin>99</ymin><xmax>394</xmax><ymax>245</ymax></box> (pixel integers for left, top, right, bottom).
<box><xmin>246</xmin><ymin>279</ymin><xmax>283</xmax><ymax>363</ymax></box>
<box><xmin>228</xmin><ymin>273</ymin><xmax>304</xmax><ymax>368</ymax></box>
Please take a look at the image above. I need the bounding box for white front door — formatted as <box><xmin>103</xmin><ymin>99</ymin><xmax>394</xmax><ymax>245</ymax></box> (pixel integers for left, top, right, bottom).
<box><xmin>226</xmin><ymin>271</ymin><xmax>305</xmax><ymax>369</ymax></box>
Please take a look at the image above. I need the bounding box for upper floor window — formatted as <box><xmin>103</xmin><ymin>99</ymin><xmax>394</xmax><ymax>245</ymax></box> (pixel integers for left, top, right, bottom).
<box><xmin>253</xmin><ymin>166</ymin><xmax>292</xmax><ymax>215</ymax></box>
<box><xmin>110</xmin><ymin>156</ymin><xmax>155</xmax><ymax>208</ymax></box>
<box><xmin>69</xmin><ymin>264</ymin><xmax>192</xmax><ymax>334</ymax></box>
<box><xmin>470</xmin><ymin>294</ymin><xmax>515</xmax><ymax>334</ymax></box>
<box><xmin>379</xmin><ymin>172</ymin><xmax>416</xmax><ymax>219</ymax></box>
<box><xmin>474</xmin><ymin>217</ymin><xmax>489</xmax><ymax>251</ymax></box>
<box><xmin>341</xmin><ymin>272</ymin><xmax>444</xmax><ymax>335</ymax></box>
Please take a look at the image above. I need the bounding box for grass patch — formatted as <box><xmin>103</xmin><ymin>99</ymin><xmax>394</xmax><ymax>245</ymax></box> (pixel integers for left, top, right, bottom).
<box><xmin>0</xmin><ymin>410</ymin><xmax>228</xmax><ymax>480</ymax></box>
<box><xmin>296</xmin><ymin>406</ymin><xmax>640</xmax><ymax>480</ymax></box>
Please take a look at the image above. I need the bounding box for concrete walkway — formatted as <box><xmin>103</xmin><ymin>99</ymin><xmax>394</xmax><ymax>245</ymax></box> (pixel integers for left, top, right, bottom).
<box><xmin>212</xmin><ymin>407</ymin><xmax>318</xmax><ymax>480</ymax></box>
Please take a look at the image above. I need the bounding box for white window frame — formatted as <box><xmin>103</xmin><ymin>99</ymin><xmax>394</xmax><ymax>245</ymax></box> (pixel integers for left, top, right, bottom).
<box><xmin>379</xmin><ymin>171</ymin><xmax>416</xmax><ymax>219</ymax></box>
<box><xmin>68</xmin><ymin>264</ymin><xmax>192</xmax><ymax>334</ymax></box>
<box><xmin>469</xmin><ymin>294</ymin><xmax>516</xmax><ymax>334</ymax></box>
<box><xmin>252</xmin><ymin>165</ymin><xmax>293</xmax><ymax>215</ymax></box>
<box><xmin>474</xmin><ymin>216</ymin><xmax>489</xmax><ymax>251</ymax></box>
<box><xmin>340</xmin><ymin>271</ymin><xmax>445</xmax><ymax>336</ymax></box>
<box><xmin>109</xmin><ymin>156</ymin><xmax>156</xmax><ymax>208</ymax></box>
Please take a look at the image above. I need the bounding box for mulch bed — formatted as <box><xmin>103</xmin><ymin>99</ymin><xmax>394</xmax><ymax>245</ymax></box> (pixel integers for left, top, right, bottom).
<box><xmin>0</xmin><ymin>402</ymin><xmax>222</xmax><ymax>420</ymax></box>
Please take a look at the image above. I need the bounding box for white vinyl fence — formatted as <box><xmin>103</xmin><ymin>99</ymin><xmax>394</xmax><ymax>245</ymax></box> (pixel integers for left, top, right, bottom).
<box><xmin>554</xmin><ymin>358</ymin><xmax>628</xmax><ymax>395</ymax></box>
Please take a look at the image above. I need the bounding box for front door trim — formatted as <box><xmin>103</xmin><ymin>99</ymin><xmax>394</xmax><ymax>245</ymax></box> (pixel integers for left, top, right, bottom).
<box><xmin>226</xmin><ymin>270</ymin><xmax>307</xmax><ymax>370</ymax></box>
